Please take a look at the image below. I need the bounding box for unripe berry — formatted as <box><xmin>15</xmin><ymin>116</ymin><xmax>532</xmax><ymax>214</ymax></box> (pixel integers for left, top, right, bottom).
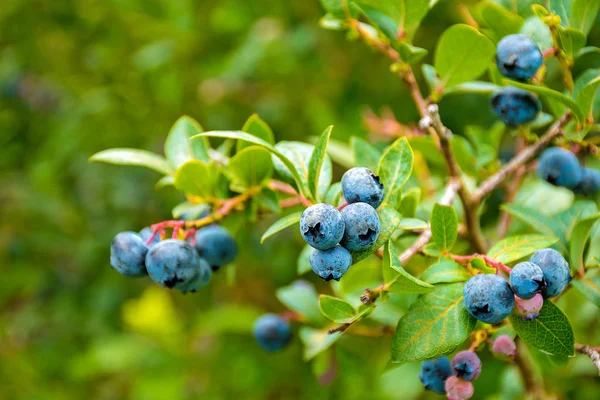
<box><xmin>445</xmin><ymin>376</ymin><xmax>474</xmax><ymax>400</ymax></box>
<box><xmin>514</xmin><ymin>294</ymin><xmax>544</xmax><ymax>320</ymax></box>
<box><xmin>451</xmin><ymin>351</ymin><xmax>481</xmax><ymax>381</ymax></box>
<box><xmin>492</xmin><ymin>335</ymin><xmax>517</xmax><ymax>360</ymax></box>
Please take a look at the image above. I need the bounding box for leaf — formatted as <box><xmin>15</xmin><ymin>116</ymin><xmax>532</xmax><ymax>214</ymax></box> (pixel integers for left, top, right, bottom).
<box><xmin>430</xmin><ymin>204</ymin><xmax>458</xmax><ymax>254</ymax></box>
<box><xmin>173</xmin><ymin>160</ymin><xmax>218</xmax><ymax>198</ymax></box>
<box><xmin>276</xmin><ymin>281</ymin><xmax>327</xmax><ymax>326</ymax></box>
<box><xmin>391</xmin><ymin>283</ymin><xmax>477</xmax><ymax>364</ymax></box>
<box><xmin>570</xmin><ymin>0</ymin><xmax>600</xmax><ymax>36</ymax></box>
<box><xmin>488</xmin><ymin>235</ymin><xmax>559</xmax><ymax>264</ymax></box>
<box><xmin>573</xmin><ymin>69</ymin><xmax>600</xmax><ymax>123</ymax></box>
<box><xmin>297</xmin><ymin>244</ymin><xmax>313</xmax><ymax>275</ymax></box>
<box><xmin>323</xmin><ymin>182</ymin><xmax>343</xmax><ymax>207</ymax></box>
<box><xmin>557</xmin><ymin>27</ymin><xmax>586</xmax><ymax>59</ymax></box>
<box><xmin>238</xmin><ymin>114</ymin><xmax>274</xmax><ymax>152</ymax></box>
<box><xmin>475</xmin><ymin>1</ymin><xmax>525</xmax><ymax>38</ymax></box>
<box><xmin>397</xmin><ymin>0</ymin><xmax>431</xmax><ymax>38</ymax></box>
<box><xmin>308</xmin><ymin>126</ymin><xmax>333</xmax><ymax>201</ymax></box>
<box><xmin>260</xmin><ymin>211</ymin><xmax>303</xmax><ymax>243</ymax></box>
<box><xmin>550</xmin><ymin>0</ymin><xmax>572</xmax><ymax>25</ymax></box>
<box><xmin>319</xmin><ymin>295</ymin><xmax>356</xmax><ymax>323</ymax></box>
<box><xmin>89</xmin><ymin>148</ymin><xmax>172</xmax><ymax>175</ymax></box>
<box><xmin>509</xmin><ymin>301</ymin><xmax>575</xmax><ymax>357</ymax></box>
<box><xmin>450</xmin><ymin>136</ymin><xmax>477</xmax><ymax>175</ymax></box>
<box><xmin>322</xmin><ymin>138</ymin><xmax>354</xmax><ymax>169</ymax></box>
<box><xmin>171</xmin><ymin>202</ymin><xmax>210</xmax><ymax>219</ymax></box>
<box><xmin>299</xmin><ymin>327</ymin><xmax>342</xmax><ymax>361</ymax></box>
<box><xmin>164</xmin><ymin>116</ymin><xmax>210</xmax><ymax>169</ymax></box>
<box><xmin>421</xmin><ymin>259</ymin><xmax>471</xmax><ymax>284</ymax></box>
<box><xmin>572</xmin><ymin>275</ymin><xmax>600</xmax><ymax>308</ymax></box>
<box><xmin>350</xmin><ymin>207</ymin><xmax>402</xmax><ymax>264</ymax></box>
<box><xmin>398</xmin><ymin>218</ymin><xmax>427</xmax><ymax>230</ymax></box>
<box><xmin>377</xmin><ymin>137</ymin><xmax>414</xmax><ymax>208</ymax></box>
<box><xmin>400</xmin><ymin>187</ymin><xmax>421</xmax><ymax>218</ymax></box>
<box><xmin>434</xmin><ymin>24</ymin><xmax>495</xmax><ymax>88</ymax></box>
<box><xmin>155</xmin><ymin>175</ymin><xmax>175</xmax><ymax>189</ymax></box>
<box><xmin>397</xmin><ymin>42</ymin><xmax>428</xmax><ymax>64</ymax></box>
<box><xmin>228</xmin><ymin>146</ymin><xmax>273</xmax><ymax>189</ymax></box>
<box><xmin>383</xmin><ymin>241</ymin><xmax>434</xmax><ymax>294</ymax></box>
<box><xmin>569</xmin><ymin>214</ymin><xmax>600</xmax><ymax>273</ymax></box>
<box><xmin>351</xmin><ymin>137</ymin><xmax>381</xmax><ymax>171</ymax></box>
<box><xmin>443</xmin><ymin>81</ymin><xmax>502</xmax><ymax>96</ymax></box>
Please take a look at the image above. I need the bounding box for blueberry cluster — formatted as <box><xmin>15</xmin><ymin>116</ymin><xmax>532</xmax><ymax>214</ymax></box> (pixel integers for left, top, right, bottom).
<box><xmin>109</xmin><ymin>221</ymin><xmax>238</xmax><ymax>293</ymax></box>
<box><xmin>538</xmin><ymin>147</ymin><xmax>600</xmax><ymax>196</ymax></box>
<box><xmin>300</xmin><ymin>167</ymin><xmax>383</xmax><ymax>281</ymax></box>
<box><xmin>253</xmin><ymin>314</ymin><xmax>292</xmax><ymax>352</ymax></box>
<box><xmin>491</xmin><ymin>34</ymin><xmax>543</xmax><ymax>126</ymax></box>
<box><xmin>420</xmin><ymin>351</ymin><xmax>481</xmax><ymax>399</ymax></box>
<box><xmin>464</xmin><ymin>248</ymin><xmax>571</xmax><ymax>324</ymax></box>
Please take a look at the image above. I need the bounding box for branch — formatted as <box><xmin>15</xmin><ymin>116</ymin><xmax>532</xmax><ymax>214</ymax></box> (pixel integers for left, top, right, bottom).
<box><xmin>576</xmin><ymin>344</ymin><xmax>600</xmax><ymax>376</ymax></box>
<box><xmin>450</xmin><ymin>253</ymin><xmax>512</xmax><ymax>274</ymax></box>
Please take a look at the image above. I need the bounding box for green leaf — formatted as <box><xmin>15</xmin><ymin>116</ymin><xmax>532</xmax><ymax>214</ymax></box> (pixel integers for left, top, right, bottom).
<box><xmin>475</xmin><ymin>1</ymin><xmax>525</xmax><ymax>38</ymax></box>
<box><xmin>430</xmin><ymin>204</ymin><xmax>458</xmax><ymax>254</ymax></box>
<box><xmin>297</xmin><ymin>244</ymin><xmax>313</xmax><ymax>275</ymax></box>
<box><xmin>397</xmin><ymin>42</ymin><xmax>428</xmax><ymax>64</ymax></box>
<box><xmin>351</xmin><ymin>137</ymin><xmax>381</xmax><ymax>171</ymax></box>
<box><xmin>506</xmin><ymin>81</ymin><xmax>585</xmax><ymax>123</ymax></box>
<box><xmin>421</xmin><ymin>259</ymin><xmax>471</xmax><ymax>284</ymax></box>
<box><xmin>569</xmin><ymin>214</ymin><xmax>600</xmax><ymax>273</ymax></box>
<box><xmin>164</xmin><ymin>116</ymin><xmax>210</xmax><ymax>169</ymax></box>
<box><xmin>276</xmin><ymin>281</ymin><xmax>327</xmax><ymax>326</ymax></box>
<box><xmin>299</xmin><ymin>327</ymin><xmax>342</xmax><ymax>361</ymax></box>
<box><xmin>443</xmin><ymin>81</ymin><xmax>501</xmax><ymax>96</ymax></box>
<box><xmin>319</xmin><ymin>295</ymin><xmax>356</xmax><ymax>323</ymax></box>
<box><xmin>509</xmin><ymin>301</ymin><xmax>575</xmax><ymax>357</ymax></box>
<box><xmin>422</xmin><ymin>64</ymin><xmax>442</xmax><ymax>97</ymax></box>
<box><xmin>323</xmin><ymin>182</ymin><xmax>343</xmax><ymax>207</ymax></box>
<box><xmin>550</xmin><ymin>0</ymin><xmax>572</xmax><ymax>25</ymax></box>
<box><xmin>255</xmin><ymin>189</ymin><xmax>281</xmax><ymax>213</ymax></box>
<box><xmin>228</xmin><ymin>146</ymin><xmax>273</xmax><ymax>189</ymax></box>
<box><xmin>570</xmin><ymin>0</ymin><xmax>600</xmax><ymax>36</ymax></box>
<box><xmin>155</xmin><ymin>175</ymin><xmax>175</xmax><ymax>189</ymax></box>
<box><xmin>450</xmin><ymin>136</ymin><xmax>477</xmax><ymax>174</ymax></box>
<box><xmin>573</xmin><ymin>69</ymin><xmax>600</xmax><ymax>123</ymax></box>
<box><xmin>557</xmin><ymin>27</ymin><xmax>586</xmax><ymax>59</ymax></box>
<box><xmin>89</xmin><ymin>148</ymin><xmax>172</xmax><ymax>175</ymax></box>
<box><xmin>171</xmin><ymin>202</ymin><xmax>210</xmax><ymax>219</ymax></box>
<box><xmin>238</xmin><ymin>114</ymin><xmax>275</xmax><ymax>152</ymax></box>
<box><xmin>572</xmin><ymin>275</ymin><xmax>600</xmax><ymax>308</ymax></box>
<box><xmin>350</xmin><ymin>207</ymin><xmax>402</xmax><ymax>264</ymax></box>
<box><xmin>377</xmin><ymin>137</ymin><xmax>414</xmax><ymax>208</ymax></box>
<box><xmin>173</xmin><ymin>160</ymin><xmax>218</xmax><ymax>198</ymax></box>
<box><xmin>397</xmin><ymin>0</ymin><xmax>431</xmax><ymax>38</ymax></box>
<box><xmin>322</xmin><ymin>138</ymin><xmax>354</xmax><ymax>169</ymax></box>
<box><xmin>383</xmin><ymin>241</ymin><xmax>435</xmax><ymax>294</ymax></box>
<box><xmin>520</xmin><ymin>16</ymin><xmax>554</xmax><ymax>52</ymax></box>
<box><xmin>391</xmin><ymin>283</ymin><xmax>477</xmax><ymax>364</ymax></box>
<box><xmin>398</xmin><ymin>218</ymin><xmax>427</xmax><ymax>231</ymax></box>
<box><xmin>400</xmin><ymin>187</ymin><xmax>421</xmax><ymax>218</ymax></box>
<box><xmin>308</xmin><ymin>126</ymin><xmax>333</xmax><ymax>201</ymax></box>
<box><xmin>487</xmin><ymin>234</ymin><xmax>559</xmax><ymax>264</ymax></box>
<box><xmin>260</xmin><ymin>211</ymin><xmax>303</xmax><ymax>243</ymax></box>
<box><xmin>434</xmin><ymin>24</ymin><xmax>495</xmax><ymax>88</ymax></box>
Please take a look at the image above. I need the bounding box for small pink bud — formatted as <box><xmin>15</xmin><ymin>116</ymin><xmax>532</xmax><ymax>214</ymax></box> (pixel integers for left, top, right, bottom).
<box><xmin>492</xmin><ymin>335</ymin><xmax>517</xmax><ymax>360</ymax></box>
<box><xmin>445</xmin><ymin>376</ymin><xmax>474</xmax><ymax>400</ymax></box>
<box><xmin>514</xmin><ymin>294</ymin><xmax>543</xmax><ymax>320</ymax></box>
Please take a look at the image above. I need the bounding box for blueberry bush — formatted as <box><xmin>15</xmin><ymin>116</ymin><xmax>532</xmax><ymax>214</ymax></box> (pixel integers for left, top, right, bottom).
<box><xmin>4</xmin><ymin>0</ymin><xmax>600</xmax><ymax>399</ymax></box>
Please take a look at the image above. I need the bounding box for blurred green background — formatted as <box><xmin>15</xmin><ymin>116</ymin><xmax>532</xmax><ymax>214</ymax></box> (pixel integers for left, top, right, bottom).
<box><xmin>1</xmin><ymin>1</ymin><xmax>600</xmax><ymax>399</ymax></box>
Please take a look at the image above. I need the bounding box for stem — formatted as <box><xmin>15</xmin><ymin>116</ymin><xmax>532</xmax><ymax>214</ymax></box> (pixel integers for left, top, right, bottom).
<box><xmin>450</xmin><ymin>253</ymin><xmax>512</xmax><ymax>273</ymax></box>
<box><xmin>497</xmin><ymin>136</ymin><xmax>527</xmax><ymax>238</ymax></box>
<box><xmin>337</xmin><ymin>201</ymin><xmax>349</xmax><ymax>211</ymax></box>
<box><xmin>575</xmin><ymin>344</ymin><xmax>600</xmax><ymax>376</ymax></box>
<box><xmin>514</xmin><ymin>341</ymin><xmax>542</xmax><ymax>397</ymax></box>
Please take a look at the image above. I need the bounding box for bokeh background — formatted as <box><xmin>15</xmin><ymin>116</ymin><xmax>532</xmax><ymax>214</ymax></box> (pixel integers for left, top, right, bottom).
<box><xmin>2</xmin><ymin>1</ymin><xmax>600</xmax><ymax>399</ymax></box>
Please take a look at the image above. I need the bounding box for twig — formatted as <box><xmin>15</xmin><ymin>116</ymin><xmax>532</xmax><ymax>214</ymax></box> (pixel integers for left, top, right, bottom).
<box><xmin>576</xmin><ymin>344</ymin><xmax>600</xmax><ymax>376</ymax></box>
<box><xmin>450</xmin><ymin>253</ymin><xmax>512</xmax><ymax>274</ymax></box>
<box><xmin>497</xmin><ymin>136</ymin><xmax>527</xmax><ymax>238</ymax></box>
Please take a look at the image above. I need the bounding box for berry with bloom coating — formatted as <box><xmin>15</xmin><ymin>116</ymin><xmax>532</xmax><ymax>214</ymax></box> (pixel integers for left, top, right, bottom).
<box><xmin>194</xmin><ymin>225</ymin><xmax>238</xmax><ymax>271</ymax></box>
<box><xmin>110</xmin><ymin>232</ymin><xmax>149</xmax><ymax>277</ymax></box>
<box><xmin>419</xmin><ymin>357</ymin><xmax>454</xmax><ymax>394</ymax></box>
<box><xmin>177</xmin><ymin>257</ymin><xmax>212</xmax><ymax>293</ymax></box>
<box><xmin>139</xmin><ymin>227</ymin><xmax>160</xmax><ymax>247</ymax></box>
<box><xmin>300</xmin><ymin>203</ymin><xmax>345</xmax><ymax>250</ymax></box>
<box><xmin>341</xmin><ymin>167</ymin><xmax>385</xmax><ymax>208</ymax></box>
<box><xmin>510</xmin><ymin>262</ymin><xmax>545</xmax><ymax>299</ymax></box>
<box><xmin>451</xmin><ymin>351</ymin><xmax>481</xmax><ymax>381</ymax></box>
<box><xmin>537</xmin><ymin>148</ymin><xmax>582</xmax><ymax>189</ymax></box>
<box><xmin>495</xmin><ymin>34</ymin><xmax>543</xmax><ymax>80</ymax></box>
<box><xmin>529</xmin><ymin>248</ymin><xmax>572</xmax><ymax>298</ymax></box>
<box><xmin>490</xmin><ymin>86</ymin><xmax>540</xmax><ymax>126</ymax></box>
<box><xmin>492</xmin><ymin>335</ymin><xmax>517</xmax><ymax>360</ymax></box>
<box><xmin>340</xmin><ymin>202</ymin><xmax>380</xmax><ymax>251</ymax></box>
<box><xmin>573</xmin><ymin>167</ymin><xmax>600</xmax><ymax>196</ymax></box>
<box><xmin>253</xmin><ymin>314</ymin><xmax>292</xmax><ymax>351</ymax></box>
<box><xmin>445</xmin><ymin>376</ymin><xmax>474</xmax><ymax>400</ymax></box>
<box><xmin>514</xmin><ymin>294</ymin><xmax>544</xmax><ymax>320</ymax></box>
<box><xmin>464</xmin><ymin>274</ymin><xmax>515</xmax><ymax>324</ymax></box>
<box><xmin>310</xmin><ymin>245</ymin><xmax>352</xmax><ymax>281</ymax></box>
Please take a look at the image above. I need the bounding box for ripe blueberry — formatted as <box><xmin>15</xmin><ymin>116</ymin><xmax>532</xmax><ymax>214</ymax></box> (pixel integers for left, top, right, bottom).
<box><xmin>300</xmin><ymin>203</ymin><xmax>345</xmax><ymax>250</ymax></box>
<box><xmin>110</xmin><ymin>232</ymin><xmax>149</xmax><ymax>277</ymax></box>
<box><xmin>194</xmin><ymin>225</ymin><xmax>238</xmax><ymax>271</ymax></box>
<box><xmin>514</xmin><ymin>293</ymin><xmax>543</xmax><ymax>320</ymax></box>
<box><xmin>537</xmin><ymin>148</ymin><xmax>582</xmax><ymax>189</ymax></box>
<box><xmin>529</xmin><ymin>248</ymin><xmax>571</xmax><ymax>298</ymax></box>
<box><xmin>419</xmin><ymin>357</ymin><xmax>453</xmax><ymax>394</ymax></box>
<box><xmin>490</xmin><ymin>86</ymin><xmax>540</xmax><ymax>126</ymax></box>
<box><xmin>445</xmin><ymin>376</ymin><xmax>474</xmax><ymax>400</ymax></box>
<box><xmin>509</xmin><ymin>262</ymin><xmax>545</xmax><ymax>299</ymax></box>
<box><xmin>139</xmin><ymin>227</ymin><xmax>160</xmax><ymax>247</ymax></box>
<box><xmin>341</xmin><ymin>167</ymin><xmax>385</xmax><ymax>208</ymax></box>
<box><xmin>146</xmin><ymin>239</ymin><xmax>211</xmax><ymax>293</ymax></box>
<box><xmin>495</xmin><ymin>34</ymin><xmax>543</xmax><ymax>80</ymax></box>
<box><xmin>253</xmin><ymin>314</ymin><xmax>292</xmax><ymax>351</ymax></box>
<box><xmin>451</xmin><ymin>351</ymin><xmax>481</xmax><ymax>381</ymax></box>
<box><xmin>492</xmin><ymin>335</ymin><xmax>517</xmax><ymax>360</ymax></box>
<box><xmin>573</xmin><ymin>167</ymin><xmax>600</xmax><ymax>196</ymax></box>
<box><xmin>463</xmin><ymin>274</ymin><xmax>515</xmax><ymax>324</ymax></box>
<box><xmin>340</xmin><ymin>202</ymin><xmax>380</xmax><ymax>251</ymax></box>
<box><xmin>310</xmin><ymin>245</ymin><xmax>352</xmax><ymax>281</ymax></box>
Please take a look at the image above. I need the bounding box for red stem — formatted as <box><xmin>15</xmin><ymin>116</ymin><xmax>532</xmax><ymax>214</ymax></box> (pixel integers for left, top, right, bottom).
<box><xmin>337</xmin><ymin>201</ymin><xmax>349</xmax><ymax>211</ymax></box>
<box><xmin>451</xmin><ymin>254</ymin><xmax>512</xmax><ymax>273</ymax></box>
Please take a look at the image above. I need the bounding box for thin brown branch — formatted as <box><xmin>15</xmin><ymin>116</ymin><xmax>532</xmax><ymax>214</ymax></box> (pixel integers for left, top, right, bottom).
<box><xmin>576</xmin><ymin>344</ymin><xmax>600</xmax><ymax>376</ymax></box>
<box><xmin>497</xmin><ymin>136</ymin><xmax>527</xmax><ymax>238</ymax></box>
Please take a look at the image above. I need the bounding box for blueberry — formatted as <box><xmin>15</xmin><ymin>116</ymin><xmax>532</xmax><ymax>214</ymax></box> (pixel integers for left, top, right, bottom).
<box><xmin>514</xmin><ymin>293</ymin><xmax>543</xmax><ymax>320</ymax></box>
<box><xmin>310</xmin><ymin>245</ymin><xmax>352</xmax><ymax>281</ymax></box>
<box><xmin>537</xmin><ymin>148</ymin><xmax>582</xmax><ymax>189</ymax></box>
<box><xmin>445</xmin><ymin>376</ymin><xmax>474</xmax><ymax>400</ymax></box>
<box><xmin>340</xmin><ymin>202</ymin><xmax>380</xmax><ymax>251</ymax></box>
<box><xmin>529</xmin><ymin>248</ymin><xmax>571</xmax><ymax>298</ymax></box>
<box><xmin>495</xmin><ymin>34</ymin><xmax>543</xmax><ymax>80</ymax></box>
<box><xmin>492</xmin><ymin>335</ymin><xmax>517</xmax><ymax>360</ymax></box>
<box><xmin>451</xmin><ymin>351</ymin><xmax>481</xmax><ymax>381</ymax></box>
<box><xmin>146</xmin><ymin>239</ymin><xmax>211</xmax><ymax>292</ymax></box>
<box><xmin>194</xmin><ymin>225</ymin><xmax>238</xmax><ymax>271</ymax></box>
<box><xmin>573</xmin><ymin>167</ymin><xmax>600</xmax><ymax>196</ymax></box>
<box><xmin>463</xmin><ymin>274</ymin><xmax>515</xmax><ymax>324</ymax></box>
<box><xmin>419</xmin><ymin>357</ymin><xmax>454</xmax><ymax>394</ymax></box>
<box><xmin>509</xmin><ymin>262</ymin><xmax>545</xmax><ymax>299</ymax></box>
<box><xmin>341</xmin><ymin>167</ymin><xmax>385</xmax><ymax>208</ymax></box>
<box><xmin>300</xmin><ymin>203</ymin><xmax>345</xmax><ymax>250</ymax></box>
<box><xmin>253</xmin><ymin>314</ymin><xmax>292</xmax><ymax>351</ymax></box>
<box><xmin>139</xmin><ymin>227</ymin><xmax>160</xmax><ymax>247</ymax></box>
<box><xmin>110</xmin><ymin>232</ymin><xmax>149</xmax><ymax>277</ymax></box>
<box><xmin>490</xmin><ymin>86</ymin><xmax>541</xmax><ymax>126</ymax></box>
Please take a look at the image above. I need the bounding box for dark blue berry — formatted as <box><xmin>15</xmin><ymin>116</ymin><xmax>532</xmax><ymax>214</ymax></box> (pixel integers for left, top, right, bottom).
<box><xmin>495</xmin><ymin>34</ymin><xmax>543</xmax><ymax>80</ymax></box>
<box><xmin>139</xmin><ymin>227</ymin><xmax>160</xmax><ymax>247</ymax></box>
<box><xmin>490</xmin><ymin>86</ymin><xmax>540</xmax><ymax>126</ymax></box>
<box><xmin>300</xmin><ymin>203</ymin><xmax>345</xmax><ymax>250</ymax></box>
<box><xmin>341</xmin><ymin>167</ymin><xmax>385</xmax><ymax>208</ymax></box>
<box><xmin>194</xmin><ymin>225</ymin><xmax>238</xmax><ymax>271</ymax></box>
<box><xmin>529</xmin><ymin>248</ymin><xmax>571</xmax><ymax>298</ymax></box>
<box><xmin>253</xmin><ymin>314</ymin><xmax>292</xmax><ymax>351</ymax></box>
<box><xmin>310</xmin><ymin>245</ymin><xmax>352</xmax><ymax>281</ymax></box>
<box><xmin>510</xmin><ymin>262</ymin><xmax>545</xmax><ymax>299</ymax></box>
<box><xmin>340</xmin><ymin>202</ymin><xmax>380</xmax><ymax>251</ymax></box>
<box><xmin>573</xmin><ymin>167</ymin><xmax>600</xmax><ymax>196</ymax></box>
<box><xmin>110</xmin><ymin>232</ymin><xmax>149</xmax><ymax>277</ymax></box>
<box><xmin>537</xmin><ymin>147</ymin><xmax>582</xmax><ymax>189</ymax></box>
<box><xmin>419</xmin><ymin>357</ymin><xmax>453</xmax><ymax>394</ymax></box>
<box><xmin>464</xmin><ymin>274</ymin><xmax>514</xmax><ymax>324</ymax></box>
